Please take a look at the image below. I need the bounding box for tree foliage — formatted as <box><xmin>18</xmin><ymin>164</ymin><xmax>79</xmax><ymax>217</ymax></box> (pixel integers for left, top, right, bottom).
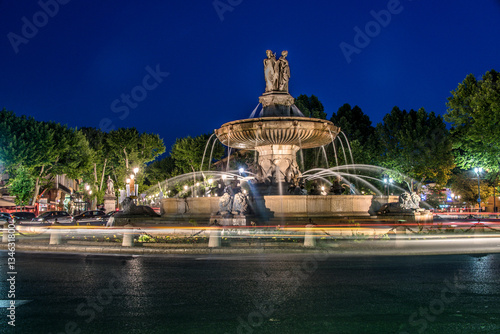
<box><xmin>294</xmin><ymin>94</ymin><xmax>327</xmax><ymax>119</ymax></box>
<box><xmin>81</xmin><ymin>127</ymin><xmax>166</xmax><ymax>197</ymax></box>
<box><xmin>0</xmin><ymin>109</ymin><xmax>93</xmax><ymax>203</ymax></box>
<box><xmin>144</xmin><ymin>156</ymin><xmax>177</xmax><ymax>186</ymax></box>
<box><xmin>8</xmin><ymin>165</ymin><xmax>35</xmax><ymax>206</ymax></box>
<box><xmin>329</xmin><ymin>103</ymin><xmax>380</xmax><ymax>165</ymax></box>
<box><xmin>0</xmin><ymin>109</ymin><xmax>166</xmax><ymax>204</ymax></box>
<box><xmin>170</xmin><ymin>134</ymin><xmax>224</xmax><ymax>175</ymax></box>
<box><xmin>448</xmin><ymin>169</ymin><xmax>494</xmax><ymax>207</ymax></box>
<box><xmin>376</xmin><ymin>106</ymin><xmax>455</xmax><ymax>190</ymax></box>
<box><xmin>444</xmin><ymin>69</ymin><xmax>500</xmax><ymax>172</ymax></box>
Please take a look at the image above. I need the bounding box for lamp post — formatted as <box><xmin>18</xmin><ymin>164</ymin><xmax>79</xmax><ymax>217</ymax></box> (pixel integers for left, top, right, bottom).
<box><xmin>383</xmin><ymin>177</ymin><xmax>393</xmax><ymax>197</ymax></box>
<box><xmin>129</xmin><ymin>174</ymin><xmax>135</xmax><ymax>197</ymax></box>
<box><xmin>132</xmin><ymin>167</ymin><xmax>139</xmax><ymax>199</ymax></box>
<box><xmin>126</xmin><ymin>178</ymin><xmax>131</xmax><ymax>197</ymax></box>
<box><xmin>474</xmin><ymin>167</ymin><xmax>483</xmax><ymax>212</ymax></box>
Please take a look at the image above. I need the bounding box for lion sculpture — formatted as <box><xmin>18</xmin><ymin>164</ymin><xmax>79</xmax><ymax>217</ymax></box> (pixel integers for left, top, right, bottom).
<box><xmin>120</xmin><ymin>197</ymin><xmax>159</xmax><ymax>217</ymax></box>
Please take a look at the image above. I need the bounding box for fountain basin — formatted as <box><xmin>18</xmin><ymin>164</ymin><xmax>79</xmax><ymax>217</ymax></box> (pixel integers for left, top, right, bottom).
<box><xmin>160</xmin><ymin>195</ymin><xmax>388</xmax><ymax>222</ymax></box>
<box><xmin>215</xmin><ymin>117</ymin><xmax>340</xmax><ymax>149</ymax></box>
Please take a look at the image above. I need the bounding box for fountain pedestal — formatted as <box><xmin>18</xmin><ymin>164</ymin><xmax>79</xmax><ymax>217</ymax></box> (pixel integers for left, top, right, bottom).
<box><xmin>209</xmin><ymin>214</ymin><xmax>251</xmax><ymax>226</ymax></box>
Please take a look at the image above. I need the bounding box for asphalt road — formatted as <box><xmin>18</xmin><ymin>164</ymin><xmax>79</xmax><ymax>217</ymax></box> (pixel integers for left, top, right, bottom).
<box><xmin>1</xmin><ymin>252</ymin><xmax>500</xmax><ymax>333</ymax></box>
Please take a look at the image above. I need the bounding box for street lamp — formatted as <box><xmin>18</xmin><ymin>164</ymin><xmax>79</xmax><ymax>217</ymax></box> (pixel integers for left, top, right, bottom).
<box><xmin>129</xmin><ymin>174</ymin><xmax>135</xmax><ymax>197</ymax></box>
<box><xmin>474</xmin><ymin>167</ymin><xmax>483</xmax><ymax>212</ymax></box>
<box><xmin>383</xmin><ymin>177</ymin><xmax>393</xmax><ymax>197</ymax></box>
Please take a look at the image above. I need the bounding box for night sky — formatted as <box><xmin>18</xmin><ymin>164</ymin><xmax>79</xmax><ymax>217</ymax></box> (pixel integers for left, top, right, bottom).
<box><xmin>1</xmin><ymin>0</ymin><xmax>499</xmax><ymax>153</ymax></box>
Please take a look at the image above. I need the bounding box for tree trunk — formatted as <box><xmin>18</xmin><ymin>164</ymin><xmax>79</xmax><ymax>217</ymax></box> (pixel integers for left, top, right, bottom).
<box><xmin>99</xmin><ymin>158</ymin><xmax>107</xmax><ymax>191</ymax></box>
<box><xmin>32</xmin><ymin>165</ymin><xmax>45</xmax><ymax>205</ymax></box>
<box><xmin>123</xmin><ymin>148</ymin><xmax>129</xmax><ymax>170</ymax></box>
<box><xmin>93</xmin><ymin>163</ymin><xmax>98</xmax><ymax>186</ymax></box>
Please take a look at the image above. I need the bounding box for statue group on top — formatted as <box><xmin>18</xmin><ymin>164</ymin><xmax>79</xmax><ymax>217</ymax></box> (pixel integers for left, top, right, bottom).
<box><xmin>264</xmin><ymin>50</ymin><xmax>290</xmax><ymax>93</ymax></box>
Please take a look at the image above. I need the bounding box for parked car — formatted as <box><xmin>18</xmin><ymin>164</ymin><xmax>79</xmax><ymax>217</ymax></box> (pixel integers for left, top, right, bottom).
<box><xmin>10</xmin><ymin>211</ymin><xmax>36</xmax><ymax>224</ymax></box>
<box><xmin>0</xmin><ymin>212</ymin><xmax>12</xmax><ymax>224</ymax></box>
<box><xmin>71</xmin><ymin>210</ymin><xmax>107</xmax><ymax>226</ymax></box>
<box><xmin>32</xmin><ymin>211</ymin><xmax>73</xmax><ymax>224</ymax></box>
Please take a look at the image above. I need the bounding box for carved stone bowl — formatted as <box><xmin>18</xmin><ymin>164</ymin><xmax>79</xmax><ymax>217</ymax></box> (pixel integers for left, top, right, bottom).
<box><xmin>215</xmin><ymin>117</ymin><xmax>340</xmax><ymax>150</ymax></box>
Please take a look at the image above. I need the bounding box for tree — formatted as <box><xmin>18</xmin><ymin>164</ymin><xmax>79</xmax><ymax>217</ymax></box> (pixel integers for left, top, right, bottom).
<box><xmin>0</xmin><ymin>109</ymin><xmax>93</xmax><ymax>204</ymax></box>
<box><xmin>106</xmin><ymin>128</ymin><xmax>165</xmax><ymax>191</ymax></box>
<box><xmin>30</xmin><ymin>122</ymin><xmax>93</xmax><ymax>205</ymax></box>
<box><xmin>329</xmin><ymin>103</ymin><xmax>381</xmax><ymax>165</ymax></box>
<box><xmin>143</xmin><ymin>156</ymin><xmax>177</xmax><ymax>186</ymax></box>
<box><xmin>445</xmin><ymin>69</ymin><xmax>500</xmax><ymax>172</ymax></box>
<box><xmin>449</xmin><ymin>169</ymin><xmax>494</xmax><ymax>208</ymax></box>
<box><xmin>0</xmin><ymin>109</ymin><xmax>54</xmax><ymax>175</ymax></box>
<box><xmin>9</xmin><ymin>165</ymin><xmax>35</xmax><ymax>206</ymax></box>
<box><xmin>170</xmin><ymin>134</ymin><xmax>224</xmax><ymax>175</ymax></box>
<box><xmin>294</xmin><ymin>94</ymin><xmax>327</xmax><ymax>119</ymax></box>
<box><xmin>376</xmin><ymin>106</ymin><xmax>455</xmax><ymax>191</ymax></box>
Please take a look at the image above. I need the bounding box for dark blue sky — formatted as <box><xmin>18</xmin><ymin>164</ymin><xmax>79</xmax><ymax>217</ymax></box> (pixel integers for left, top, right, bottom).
<box><xmin>1</xmin><ymin>0</ymin><xmax>499</xmax><ymax>151</ymax></box>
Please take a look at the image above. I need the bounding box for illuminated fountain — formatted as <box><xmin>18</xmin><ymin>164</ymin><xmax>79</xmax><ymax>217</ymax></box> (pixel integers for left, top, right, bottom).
<box><xmin>215</xmin><ymin>50</ymin><xmax>340</xmax><ymax>195</ymax></box>
<box><xmin>151</xmin><ymin>50</ymin><xmax>432</xmax><ymax>226</ymax></box>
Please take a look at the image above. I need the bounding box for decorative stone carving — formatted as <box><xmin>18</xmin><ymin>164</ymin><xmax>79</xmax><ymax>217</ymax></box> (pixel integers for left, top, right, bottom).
<box><xmin>215</xmin><ymin>50</ymin><xmax>341</xmax><ymax>195</ymax></box>
<box><xmin>377</xmin><ymin>192</ymin><xmax>422</xmax><ymax>214</ymax></box>
<box><xmin>264</xmin><ymin>50</ymin><xmax>277</xmax><ymax>92</ymax></box>
<box><xmin>399</xmin><ymin>192</ymin><xmax>421</xmax><ymax>210</ymax></box>
<box><xmin>258</xmin><ymin>92</ymin><xmax>295</xmax><ymax>107</ymax></box>
<box><xmin>218</xmin><ymin>192</ymin><xmax>233</xmax><ymax>215</ymax></box>
<box><xmin>120</xmin><ymin>197</ymin><xmax>159</xmax><ymax>217</ymax></box>
<box><xmin>105</xmin><ymin>176</ymin><xmax>115</xmax><ymax>196</ymax></box>
<box><xmin>263</xmin><ymin>50</ymin><xmax>290</xmax><ymax>93</ymax></box>
<box><xmin>277</xmin><ymin>50</ymin><xmax>290</xmax><ymax>92</ymax></box>
<box><xmin>232</xmin><ymin>192</ymin><xmax>249</xmax><ymax>214</ymax></box>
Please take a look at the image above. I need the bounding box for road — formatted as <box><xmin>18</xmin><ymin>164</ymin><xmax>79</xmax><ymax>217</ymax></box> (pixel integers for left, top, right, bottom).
<box><xmin>1</xmin><ymin>252</ymin><xmax>500</xmax><ymax>333</ymax></box>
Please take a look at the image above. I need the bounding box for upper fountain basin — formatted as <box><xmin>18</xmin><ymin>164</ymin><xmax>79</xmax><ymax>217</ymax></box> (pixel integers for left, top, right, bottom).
<box><xmin>215</xmin><ymin>117</ymin><xmax>340</xmax><ymax>150</ymax></box>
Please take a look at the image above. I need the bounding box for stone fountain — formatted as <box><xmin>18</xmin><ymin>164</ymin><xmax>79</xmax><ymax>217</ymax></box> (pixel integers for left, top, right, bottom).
<box><xmin>215</xmin><ymin>50</ymin><xmax>340</xmax><ymax>195</ymax></box>
<box><xmin>157</xmin><ymin>50</ymin><xmax>428</xmax><ymax>226</ymax></box>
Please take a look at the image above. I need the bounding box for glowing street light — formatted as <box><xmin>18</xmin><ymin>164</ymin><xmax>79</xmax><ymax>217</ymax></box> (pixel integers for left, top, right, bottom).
<box><xmin>383</xmin><ymin>177</ymin><xmax>393</xmax><ymax>196</ymax></box>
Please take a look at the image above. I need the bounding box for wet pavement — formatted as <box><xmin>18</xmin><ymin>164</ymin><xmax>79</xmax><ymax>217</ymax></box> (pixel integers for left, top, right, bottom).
<box><xmin>1</xmin><ymin>252</ymin><xmax>500</xmax><ymax>333</ymax></box>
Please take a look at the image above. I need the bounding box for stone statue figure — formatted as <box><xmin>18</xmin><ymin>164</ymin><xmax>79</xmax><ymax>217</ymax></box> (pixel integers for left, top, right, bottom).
<box><xmin>264</xmin><ymin>50</ymin><xmax>278</xmax><ymax>92</ymax></box>
<box><xmin>277</xmin><ymin>50</ymin><xmax>290</xmax><ymax>92</ymax></box>
<box><xmin>218</xmin><ymin>191</ymin><xmax>233</xmax><ymax>215</ymax></box>
<box><xmin>232</xmin><ymin>192</ymin><xmax>249</xmax><ymax>214</ymax></box>
<box><xmin>105</xmin><ymin>176</ymin><xmax>114</xmax><ymax>195</ymax></box>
